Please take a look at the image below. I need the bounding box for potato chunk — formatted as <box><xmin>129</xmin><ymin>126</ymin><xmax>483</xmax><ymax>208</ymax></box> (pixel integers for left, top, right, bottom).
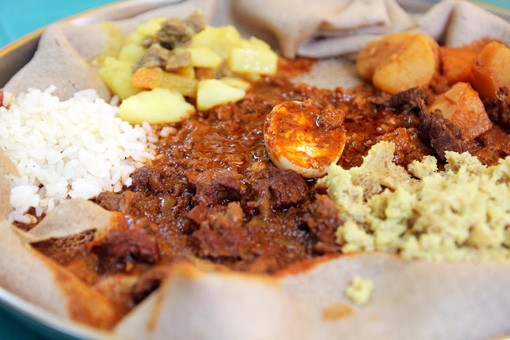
<box><xmin>219</xmin><ymin>77</ymin><xmax>251</xmax><ymax>91</ymax></box>
<box><xmin>119</xmin><ymin>88</ymin><xmax>195</xmax><ymax>124</ymax></box>
<box><xmin>134</xmin><ymin>18</ymin><xmax>165</xmax><ymax>39</ymax></box>
<box><xmin>429</xmin><ymin>82</ymin><xmax>492</xmax><ymax>140</ymax></box>
<box><xmin>228</xmin><ymin>47</ymin><xmax>278</xmax><ymax>75</ymax></box>
<box><xmin>196</xmin><ymin>79</ymin><xmax>246</xmax><ymax>111</ymax></box>
<box><xmin>118</xmin><ymin>43</ymin><xmax>146</xmax><ymax>64</ymax></box>
<box><xmin>98</xmin><ymin>57</ymin><xmax>141</xmax><ymax>100</ymax></box>
<box><xmin>357</xmin><ymin>32</ymin><xmax>438</xmax><ymax>94</ymax></box>
<box><xmin>190</xmin><ymin>26</ymin><xmax>242</xmax><ymax>59</ymax></box>
<box><xmin>471</xmin><ymin>41</ymin><xmax>510</xmax><ymax>100</ymax></box>
<box><xmin>182</xmin><ymin>46</ymin><xmax>222</xmax><ymax>68</ymax></box>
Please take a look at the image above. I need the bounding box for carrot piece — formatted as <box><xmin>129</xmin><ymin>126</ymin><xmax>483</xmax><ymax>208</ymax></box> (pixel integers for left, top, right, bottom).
<box><xmin>132</xmin><ymin>67</ymin><xmax>198</xmax><ymax>97</ymax></box>
<box><xmin>131</xmin><ymin>67</ymin><xmax>159</xmax><ymax>90</ymax></box>
<box><xmin>439</xmin><ymin>47</ymin><xmax>478</xmax><ymax>85</ymax></box>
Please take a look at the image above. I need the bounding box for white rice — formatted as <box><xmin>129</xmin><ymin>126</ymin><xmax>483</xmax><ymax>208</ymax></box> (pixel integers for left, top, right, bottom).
<box><xmin>0</xmin><ymin>87</ymin><xmax>154</xmax><ymax>223</ymax></box>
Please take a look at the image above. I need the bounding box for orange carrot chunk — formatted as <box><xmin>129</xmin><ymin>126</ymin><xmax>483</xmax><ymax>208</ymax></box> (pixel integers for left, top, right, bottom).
<box><xmin>132</xmin><ymin>67</ymin><xmax>198</xmax><ymax>97</ymax></box>
<box><xmin>439</xmin><ymin>47</ymin><xmax>478</xmax><ymax>85</ymax></box>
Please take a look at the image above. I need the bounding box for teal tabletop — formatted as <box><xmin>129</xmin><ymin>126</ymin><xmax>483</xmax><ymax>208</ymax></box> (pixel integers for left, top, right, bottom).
<box><xmin>482</xmin><ymin>0</ymin><xmax>510</xmax><ymax>10</ymax></box>
<box><xmin>1</xmin><ymin>0</ymin><xmax>510</xmax><ymax>48</ymax></box>
<box><xmin>0</xmin><ymin>0</ymin><xmax>117</xmax><ymax>48</ymax></box>
<box><xmin>0</xmin><ymin>0</ymin><xmax>510</xmax><ymax>339</ymax></box>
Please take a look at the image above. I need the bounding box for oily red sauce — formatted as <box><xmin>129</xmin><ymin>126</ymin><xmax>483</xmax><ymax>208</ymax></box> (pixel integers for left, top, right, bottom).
<box><xmin>33</xmin><ymin>58</ymin><xmax>510</xmax><ymax>317</ymax></box>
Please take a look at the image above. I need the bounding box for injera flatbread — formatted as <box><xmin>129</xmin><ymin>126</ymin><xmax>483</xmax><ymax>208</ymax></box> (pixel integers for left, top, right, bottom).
<box><xmin>1</xmin><ymin>1</ymin><xmax>510</xmax><ymax>339</ymax></box>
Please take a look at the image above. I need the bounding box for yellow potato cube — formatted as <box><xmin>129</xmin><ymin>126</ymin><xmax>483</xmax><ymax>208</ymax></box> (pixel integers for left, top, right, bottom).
<box><xmin>197</xmin><ymin>79</ymin><xmax>246</xmax><ymax>111</ymax></box>
<box><xmin>126</xmin><ymin>32</ymin><xmax>144</xmax><ymax>45</ymax></box>
<box><xmin>228</xmin><ymin>47</ymin><xmax>278</xmax><ymax>75</ymax></box>
<box><xmin>98</xmin><ymin>57</ymin><xmax>140</xmax><ymax>100</ymax></box>
<box><xmin>220</xmin><ymin>77</ymin><xmax>251</xmax><ymax>90</ymax></box>
<box><xmin>119</xmin><ymin>88</ymin><xmax>195</xmax><ymax>124</ymax></box>
<box><xmin>190</xmin><ymin>26</ymin><xmax>242</xmax><ymax>58</ymax></box>
<box><xmin>184</xmin><ymin>46</ymin><xmax>223</xmax><ymax>68</ymax></box>
<box><xmin>118</xmin><ymin>43</ymin><xmax>146</xmax><ymax>64</ymax></box>
<box><xmin>135</xmin><ymin>18</ymin><xmax>165</xmax><ymax>38</ymax></box>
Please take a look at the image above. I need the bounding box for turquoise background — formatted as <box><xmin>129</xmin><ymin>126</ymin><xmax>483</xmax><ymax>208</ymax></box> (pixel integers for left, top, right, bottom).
<box><xmin>482</xmin><ymin>0</ymin><xmax>510</xmax><ymax>10</ymax></box>
<box><xmin>0</xmin><ymin>0</ymin><xmax>509</xmax><ymax>338</ymax></box>
<box><xmin>1</xmin><ymin>0</ymin><xmax>510</xmax><ymax>47</ymax></box>
<box><xmin>0</xmin><ymin>0</ymin><xmax>115</xmax><ymax>48</ymax></box>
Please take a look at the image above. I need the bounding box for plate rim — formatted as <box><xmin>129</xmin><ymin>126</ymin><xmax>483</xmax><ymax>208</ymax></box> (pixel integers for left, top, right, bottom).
<box><xmin>1</xmin><ymin>0</ymin><xmax>510</xmax><ymax>338</ymax></box>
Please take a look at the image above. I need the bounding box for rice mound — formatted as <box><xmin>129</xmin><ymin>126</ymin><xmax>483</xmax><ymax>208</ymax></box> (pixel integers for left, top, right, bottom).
<box><xmin>0</xmin><ymin>87</ymin><xmax>154</xmax><ymax>224</ymax></box>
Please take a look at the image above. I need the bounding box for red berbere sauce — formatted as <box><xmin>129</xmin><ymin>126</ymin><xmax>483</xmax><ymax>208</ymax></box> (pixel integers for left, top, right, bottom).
<box><xmin>33</xmin><ymin>58</ymin><xmax>510</xmax><ymax>316</ymax></box>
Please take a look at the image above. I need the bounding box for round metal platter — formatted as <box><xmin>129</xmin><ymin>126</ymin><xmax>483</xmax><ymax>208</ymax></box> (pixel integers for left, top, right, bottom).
<box><xmin>0</xmin><ymin>0</ymin><xmax>509</xmax><ymax>338</ymax></box>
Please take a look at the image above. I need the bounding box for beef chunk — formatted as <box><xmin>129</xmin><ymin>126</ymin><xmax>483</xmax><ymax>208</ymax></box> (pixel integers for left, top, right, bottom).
<box><xmin>471</xmin><ymin>126</ymin><xmax>510</xmax><ymax>165</ymax></box>
<box><xmin>131</xmin><ymin>166</ymin><xmax>190</xmax><ymax>195</ymax></box>
<box><xmin>302</xmin><ymin>195</ymin><xmax>341</xmax><ymax>254</ymax></box>
<box><xmin>477</xmin><ymin>126</ymin><xmax>510</xmax><ymax>154</ymax></box>
<box><xmin>191</xmin><ymin>169</ymin><xmax>245</xmax><ymax>206</ymax></box>
<box><xmin>164</xmin><ymin>51</ymin><xmax>191</xmax><ymax>72</ymax></box>
<box><xmin>130</xmin><ymin>167</ymin><xmax>153</xmax><ymax>189</ymax></box>
<box><xmin>483</xmin><ymin>87</ymin><xmax>510</xmax><ymax>129</ymax></box>
<box><xmin>389</xmin><ymin>87</ymin><xmax>429</xmax><ymax>113</ymax></box>
<box><xmin>192</xmin><ymin>203</ymin><xmax>252</xmax><ymax>259</ymax></box>
<box><xmin>135</xmin><ymin>46</ymin><xmax>192</xmax><ymax>72</ymax></box>
<box><xmin>135</xmin><ymin>11</ymin><xmax>204</xmax><ymax>71</ymax></box>
<box><xmin>193</xmin><ymin>226</ymin><xmax>252</xmax><ymax>259</ymax></box>
<box><xmin>147</xmin><ymin>170</ymin><xmax>167</xmax><ymax>193</ymax></box>
<box><xmin>250</xmin><ymin>167</ymin><xmax>309</xmax><ymax>212</ymax></box>
<box><xmin>188</xmin><ymin>202</ymin><xmax>244</xmax><ymax>229</ymax></box>
<box><xmin>156</xmin><ymin>10</ymin><xmax>206</xmax><ymax>49</ymax></box>
<box><xmin>269</xmin><ymin>177</ymin><xmax>308</xmax><ymax>210</ymax></box>
<box><xmin>92</xmin><ymin>217</ymin><xmax>160</xmax><ymax>272</ymax></box>
<box><xmin>96</xmin><ymin>191</ymin><xmax>138</xmax><ymax>213</ymax></box>
<box><xmin>375</xmin><ymin>87</ymin><xmax>429</xmax><ymax>115</ymax></box>
<box><xmin>136</xmin><ymin>44</ymin><xmax>170</xmax><ymax>70</ymax></box>
<box><xmin>419</xmin><ymin>109</ymin><xmax>464</xmax><ymax>160</ymax></box>
<box><xmin>96</xmin><ymin>191</ymin><xmax>122</xmax><ymax>211</ymax></box>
